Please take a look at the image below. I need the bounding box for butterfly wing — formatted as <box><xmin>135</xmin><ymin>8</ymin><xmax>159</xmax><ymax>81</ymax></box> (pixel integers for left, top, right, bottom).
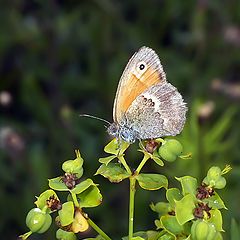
<box><xmin>125</xmin><ymin>82</ymin><xmax>187</xmax><ymax>139</ymax></box>
<box><xmin>113</xmin><ymin>46</ymin><xmax>166</xmax><ymax>123</ymax></box>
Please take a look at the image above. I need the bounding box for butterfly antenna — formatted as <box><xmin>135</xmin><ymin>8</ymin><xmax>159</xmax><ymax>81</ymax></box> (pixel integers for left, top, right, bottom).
<box><xmin>79</xmin><ymin>114</ymin><xmax>111</xmax><ymax>125</ymax></box>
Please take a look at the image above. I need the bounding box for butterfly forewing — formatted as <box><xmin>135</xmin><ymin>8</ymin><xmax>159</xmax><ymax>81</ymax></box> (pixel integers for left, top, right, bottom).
<box><xmin>113</xmin><ymin>46</ymin><xmax>166</xmax><ymax>124</ymax></box>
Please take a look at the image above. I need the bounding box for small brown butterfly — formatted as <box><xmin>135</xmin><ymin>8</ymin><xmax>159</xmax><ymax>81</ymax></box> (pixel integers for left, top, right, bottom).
<box><xmin>107</xmin><ymin>46</ymin><xmax>187</xmax><ymax>143</ymax></box>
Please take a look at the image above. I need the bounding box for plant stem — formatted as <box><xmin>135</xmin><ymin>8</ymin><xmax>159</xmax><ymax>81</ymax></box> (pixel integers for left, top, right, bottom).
<box><xmin>128</xmin><ymin>177</ymin><xmax>136</xmax><ymax>239</ymax></box>
<box><xmin>87</xmin><ymin>217</ymin><xmax>112</xmax><ymax>240</ymax></box>
<box><xmin>19</xmin><ymin>231</ymin><xmax>32</xmax><ymax>240</ymax></box>
<box><xmin>118</xmin><ymin>155</ymin><xmax>132</xmax><ymax>174</ymax></box>
<box><xmin>135</xmin><ymin>154</ymin><xmax>150</xmax><ymax>173</ymax></box>
<box><xmin>71</xmin><ymin>192</ymin><xmax>80</xmax><ymax>207</ymax></box>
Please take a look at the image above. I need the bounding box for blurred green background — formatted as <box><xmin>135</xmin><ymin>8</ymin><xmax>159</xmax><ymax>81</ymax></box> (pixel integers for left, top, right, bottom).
<box><xmin>0</xmin><ymin>1</ymin><xmax>240</xmax><ymax>239</ymax></box>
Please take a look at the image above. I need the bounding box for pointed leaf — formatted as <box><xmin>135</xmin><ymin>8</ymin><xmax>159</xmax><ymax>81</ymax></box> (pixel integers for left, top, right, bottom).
<box><xmin>176</xmin><ymin>176</ymin><xmax>197</xmax><ymax>195</ymax></box>
<box><xmin>204</xmin><ymin>107</ymin><xmax>236</xmax><ymax>145</ymax></box>
<box><xmin>136</xmin><ymin>173</ymin><xmax>168</xmax><ymax>190</ymax></box>
<box><xmin>49</xmin><ymin>177</ymin><xmax>69</xmax><ymax>191</ymax></box>
<box><xmin>99</xmin><ymin>155</ymin><xmax>116</xmax><ymax>165</ymax></box>
<box><xmin>58</xmin><ymin>201</ymin><xmax>74</xmax><ymax>226</ymax></box>
<box><xmin>203</xmin><ymin>192</ymin><xmax>227</xmax><ymax>209</ymax></box>
<box><xmin>95</xmin><ymin>163</ymin><xmax>131</xmax><ymax>183</ymax></box>
<box><xmin>78</xmin><ymin>185</ymin><xmax>103</xmax><ymax>208</ymax></box>
<box><xmin>71</xmin><ymin>178</ymin><xmax>94</xmax><ymax>194</ymax></box>
<box><xmin>166</xmin><ymin>188</ymin><xmax>183</xmax><ymax>208</ymax></box>
<box><xmin>104</xmin><ymin>138</ymin><xmax>129</xmax><ymax>155</ymax></box>
<box><xmin>175</xmin><ymin>194</ymin><xmax>196</xmax><ymax>225</ymax></box>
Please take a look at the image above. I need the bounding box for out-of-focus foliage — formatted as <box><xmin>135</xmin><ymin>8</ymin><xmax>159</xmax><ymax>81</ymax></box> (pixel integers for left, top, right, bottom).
<box><xmin>0</xmin><ymin>1</ymin><xmax>239</xmax><ymax>239</ymax></box>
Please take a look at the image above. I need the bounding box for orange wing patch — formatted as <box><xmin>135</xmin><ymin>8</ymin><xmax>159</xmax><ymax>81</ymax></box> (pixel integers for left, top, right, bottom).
<box><xmin>115</xmin><ymin>67</ymin><xmax>162</xmax><ymax>122</ymax></box>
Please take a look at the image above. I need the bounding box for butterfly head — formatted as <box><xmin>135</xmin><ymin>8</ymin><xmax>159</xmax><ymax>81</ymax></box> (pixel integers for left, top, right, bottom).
<box><xmin>107</xmin><ymin>122</ymin><xmax>137</xmax><ymax>143</ymax></box>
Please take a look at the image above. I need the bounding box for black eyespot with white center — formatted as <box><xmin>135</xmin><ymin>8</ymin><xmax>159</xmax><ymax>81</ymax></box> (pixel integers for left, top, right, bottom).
<box><xmin>136</xmin><ymin>61</ymin><xmax>147</xmax><ymax>76</ymax></box>
<box><xmin>139</xmin><ymin>64</ymin><xmax>145</xmax><ymax>70</ymax></box>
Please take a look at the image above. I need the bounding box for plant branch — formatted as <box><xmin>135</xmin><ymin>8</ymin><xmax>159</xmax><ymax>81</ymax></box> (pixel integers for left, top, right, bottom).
<box><xmin>87</xmin><ymin>217</ymin><xmax>112</xmax><ymax>240</ymax></box>
<box><xmin>128</xmin><ymin>177</ymin><xmax>136</xmax><ymax>239</ymax></box>
<box><xmin>71</xmin><ymin>192</ymin><xmax>80</xmax><ymax>207</ymax></box>
<box><xmin>135</xmin><ymin>154</ymin><xmax>150</xmax><ymax>174</ymax></box>
<box><xmin>118</xmin><ymin>155</ymin><xmax>132</xmax><ymax>174</ymax></box>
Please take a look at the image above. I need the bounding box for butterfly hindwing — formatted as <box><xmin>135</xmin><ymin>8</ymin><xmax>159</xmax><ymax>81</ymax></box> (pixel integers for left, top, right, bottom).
<box><xmin>125</xmin><ymin>82</ymin><xmax>187</xmax><ymax>139</ymax></box>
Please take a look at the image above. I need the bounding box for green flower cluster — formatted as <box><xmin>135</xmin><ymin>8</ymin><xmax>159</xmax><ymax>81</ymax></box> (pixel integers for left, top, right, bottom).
<box><xmin>20</xmin><ymin>150</ymin><xmax>102</xmax><ymax>240</ymax></box>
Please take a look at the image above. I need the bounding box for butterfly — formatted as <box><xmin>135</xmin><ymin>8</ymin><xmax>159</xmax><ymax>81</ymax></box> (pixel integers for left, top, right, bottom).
<box><xmin>107</xmin><ymin>46</ymin><xmax>187</xmax><ymax>143</ymax></box>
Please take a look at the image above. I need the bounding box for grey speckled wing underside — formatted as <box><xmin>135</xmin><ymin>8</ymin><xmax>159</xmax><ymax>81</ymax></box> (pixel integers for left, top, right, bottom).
<box><xmin>124</xmin><ymin>82</ymin><xmax>187</xmax><ymax>139</ymax></box>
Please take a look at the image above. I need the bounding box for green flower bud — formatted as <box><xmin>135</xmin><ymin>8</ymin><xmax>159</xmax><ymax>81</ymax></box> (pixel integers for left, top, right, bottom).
<box><xmin>26</xmin><ymin>208</ymin><xmax>52</xmax><ymax>233</ymax></box>
<box><xmin>191</xmin><ymin>220</ymin><xmax>217</xmax><ymax>240</ymax></box>
<box><xmin>158</xmin><ymin>139</ymin><xmax>183</xmax><ymax>162</ymax></box>
<box><xmin>204</xmin><ymin>167</ymin><xmax>227</xmax><ymax>189</ymax></box>
<box><xmin>158</xmin><ymin>146</ymin><xmax>176</xmax><ymax>162</ymax></box>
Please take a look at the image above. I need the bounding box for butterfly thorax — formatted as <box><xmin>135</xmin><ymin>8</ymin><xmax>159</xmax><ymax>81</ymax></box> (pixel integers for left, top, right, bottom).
<box><xmin>107</xmin><ymin>122</ymin><xmax>137</xmax><ymax>143</ymax></box>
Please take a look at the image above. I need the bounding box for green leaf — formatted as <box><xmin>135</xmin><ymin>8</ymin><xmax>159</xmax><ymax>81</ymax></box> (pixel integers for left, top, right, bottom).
<box><xmin>49</xmin><ymin>177</ymin><xmax>69</xmax><ymax>191</ymax></box>
<box><xmin>34</xmin><ymin>189</ymin><xmax>59</xmax><ymax>212</ymax></box>
<box><xmin>99</xmin><ymin>155</ymin><xmax>116</xmax><ymax>165</ymax></box>
<box><xmin>152</xmin><ymin>153</ymin><xmax>164</xmax><ymax>166</ymax></box>
<box><xmin>231</xmin><ymin>218</ymin><xmax>240</xmax><ymax>240</ymax></box>
<box><xmin>56</xmin><ymin>229</ymin><xmax>77</xmax><ymax>240</ymax></box>
<box><xmin>95</xmin><ymin>163</ymin><xmax>131</xmax><ymax>183</ymax></box>
<box><xmin>166</xmin><ymin>188</ymin><xmax>183</xmax><ymax>208</ymax></box>
<box><xmin>58</xmin><ymin>201</ymin><xmax>74</xmax><ymax>226</ymax></box>
<box><xmin>104</xmin><ymin>138</ymin><xmax>130</xmax><ymax>155</ymax></box>
<box><xmin>136</xmin><ymin>173</ymin><xmax>168</xmax><ymax>190</ymax></box>
<box><xmin>122</xmin><ymin>231</ymin><xmax>160</xmax><ymax>240</ymax></box>
<box><xmin>175</xmin><ymin>176</ymin><xmax>197</xmax><ymax>195</ymax></box>
<box><xmin>203</xmin><ymin>192</ymin><xmax>227</xmax><ymax>209</ymax></box>
<box><xmin>150</xmin><ymin>202</ymin><xmax>172</xmax><ymax>215</ymax></box>
<box><xmin>161</xmin><ymin>215</ymin><xmax>185</xmax><ymax>235</ymax></box>
<box><xmin>132</xmin><ymin>237</ymin><xmax>144</xmax><ymax>240</ymax></box>
<box><xmin>78</xmin><ymin>185</ymin><xmax>103</xmax><ymax>208</ymax></box>
<box><xmin>209</xmin><ymin>209</ymin><xmax>224</xmax><ymax>232</ymax></box>
<box><xmin>71</xmin><ymin>178</ymin><xmax>94</xmax><ymax>194</ymax></box>
<box><xmin>175</xmin><ymin>194</ymin><xmax>196</xmax><ymax>225</ymax></box>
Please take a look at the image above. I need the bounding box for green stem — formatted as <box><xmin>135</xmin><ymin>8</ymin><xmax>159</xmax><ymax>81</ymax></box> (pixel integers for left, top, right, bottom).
<box><xmin>128</xmin><ymin>177</ymin><xmax>136</xmax><ymax>239</ymax></box>
<box><xmin>135</xmin><ymin>154</ymin><xmax>150</xmax><ymax>173</ymax></box>
<box><xmin>87</xmin><ymin>217</ymin><xmax>112</xmax><ymax>240</ymax></box>
<box><xmin>71</xmin><ymin>192</ymin><xmax>80</xmax><ymax>207</ymax></box>
<box><xmin>19</xmin><ymin>231</ymin><xmax>32</xmax><ymax>240</ymax></box>
<box><xmin>118</xmin><ymin>155</ymin><xmax>132</xmax><ymax>174</ymax></box>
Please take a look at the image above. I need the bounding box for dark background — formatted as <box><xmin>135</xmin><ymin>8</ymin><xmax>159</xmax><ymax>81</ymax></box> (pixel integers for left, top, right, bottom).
<box><xmin>0</xmin><ymin>1</ymin><xmax>240</xmax><ymax>239</ymax></box>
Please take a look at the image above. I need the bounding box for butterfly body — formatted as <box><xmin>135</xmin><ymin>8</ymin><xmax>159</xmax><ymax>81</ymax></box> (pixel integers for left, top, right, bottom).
<box><xmin>107</xmin><ymin>46</ymin><xmax>187</xmax><ymax>143</ymax></box>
